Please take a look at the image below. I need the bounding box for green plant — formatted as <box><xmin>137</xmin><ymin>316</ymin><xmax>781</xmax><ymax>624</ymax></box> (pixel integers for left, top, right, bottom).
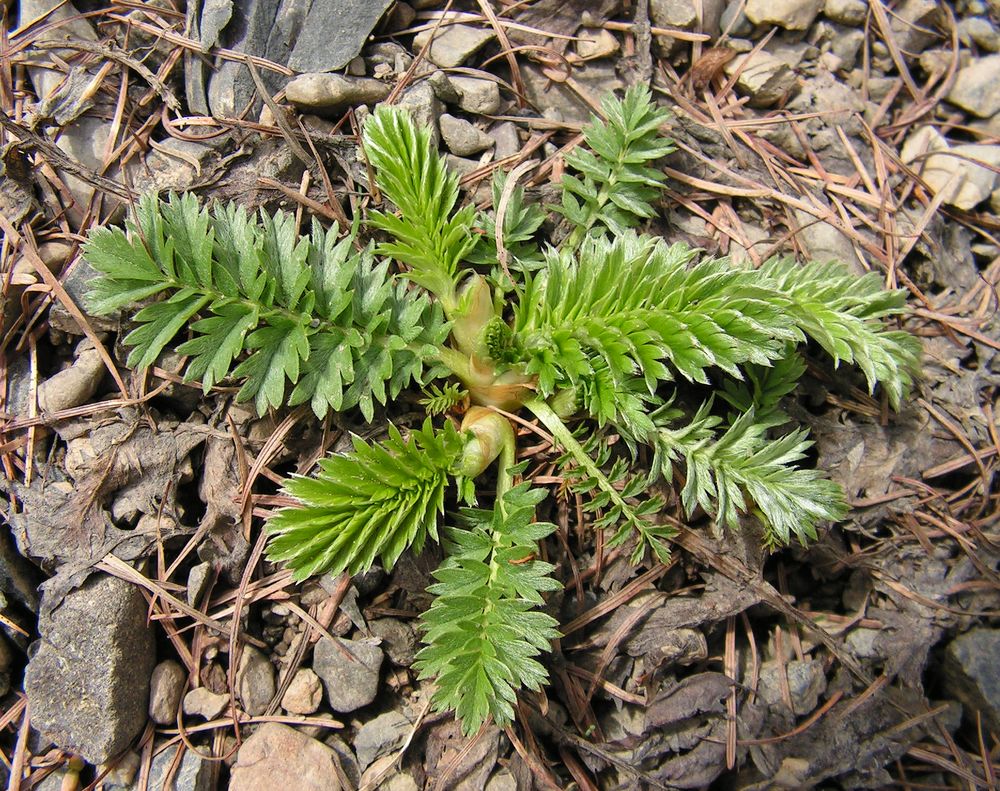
<box><xmin>82</xmin><ymin>86</ymin><xmax>921</xmax><ymax>735</ymax></box>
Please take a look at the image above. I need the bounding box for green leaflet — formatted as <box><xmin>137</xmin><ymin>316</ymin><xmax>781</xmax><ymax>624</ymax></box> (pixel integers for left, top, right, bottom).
<box><xmin>652</xmin><ymin>401</ymin><xmax>849</xmax><ymax>547</ymax></box>
<box><xmin>414</xmin><ymin>483</ymin><xmax>561</xmax><ymax>735</ymax></box>
<box><xmin>512</xmin><ymin>231</ymin><xmax>799</xmax><ymax>432</ymax></box>
<box><xmin>362</xmin><ymin>105</ymin><xmax>476</xmax><ymax>308</ymax></box>
<box><xmin>82</xmin><ymin>194</ymin><xmax>447</xmax><ymax>420</ymax></box>
<box><xmin>758</xmin><ymin>258</ymin><xmax>922</xmax><ymax>410</ymax></box>
<box><xmin>266</xmin><ymin>420</ymin><xmax>469</xmax><ymax>580</ymax></box>
<box><xmin>557</xmin><ymin>84</ymin><xmax>675</xmax><ymax>247</ymax></box>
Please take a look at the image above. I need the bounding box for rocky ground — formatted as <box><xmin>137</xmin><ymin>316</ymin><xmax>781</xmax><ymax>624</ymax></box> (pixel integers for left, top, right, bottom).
<box><xmin>1</xmin><ymin>0</ymin><xmax>999</xmax><ymax>788</ymax></box>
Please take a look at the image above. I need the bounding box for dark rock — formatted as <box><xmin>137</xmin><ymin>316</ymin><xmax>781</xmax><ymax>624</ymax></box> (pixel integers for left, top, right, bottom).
<box><xmin>202</xmin><ymin>0</ymin><xmax>298</xmax><ymax>117</ymax></box>
<box><xmin>237</xmin><ymin>645</ymin><xmax>275</xmax><ymax>716</ymax></box>
<box><xmin>942</xmin><ymin>628</ymin><xmax>1000</xmax><ymax>735</ymax></box>
<box><xmin>25</xmin><ymin>573</ymin><xmax>155</xmax><ymax>764</ymax></box>
<box><xmin>369</xmin><ymin>618</ymin><xmax>417</xmax><ymax>667</ymax></box>
<box><xmin>313</xmin><ymin>637</ymin><xmax>383</xmax><ymax>712</ymax></box>
<box><xmin>0</xmin><ymin>527</ymin><xmax>41</xmax><ymax>615</ymax></box>
<box><xmin>288</xmin><ymin>0</ymin><xmax>395</xmax><ymax>73</ymax></box>
<box><xmin>355</xmin><ymin>711</ymin><xmax>411</xmax><ymax>771</ymax></box>
<box><xmin>148</xmin><ymin>660</ymin><xmax>186</xmax><ymax>725</ymax></box>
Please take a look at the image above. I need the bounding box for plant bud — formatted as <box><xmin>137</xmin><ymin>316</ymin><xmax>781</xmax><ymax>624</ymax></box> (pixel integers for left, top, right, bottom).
<box><xmin>451</xmin><ymin>275</ymin><xmax>495</xmax><ymax>357</ymax></box>
<box><xmin>459</xmin><ymin>406</ymin><xmax>515</xmax><ymax>477</ymax></box>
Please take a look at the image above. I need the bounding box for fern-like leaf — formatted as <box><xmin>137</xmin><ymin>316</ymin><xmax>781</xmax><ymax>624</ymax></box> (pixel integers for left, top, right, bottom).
<box><xmin>82</xmin><ymin>195</ymin><xmax>447</xmax><ymax>419</ymax></box>
<box><xmin>363</xmin><ymin>106</ymin><xmax>476</xmax><ymax>306</ymax></box>
<box><xmin>415</xmin><ymin>482</ymin><xmax>561</xmax><ymax>735</ymax></box>
<box><xmin>653</xmin><ymin>402</ymin><xmax>848</xmax><ymax>547</ymax></box>
<box><xmin>266</xmin><ymin>420</ymin><xmax>468</xmax><ymax>580</ymax></box>
<box><xmin>528</xmin><ymin>397</ymin><xmax>674</xmax><ymax>563</ymax></box>
<box><xmin>420</xmin><ymin>382</ymin><xmax>469</xmax><ymax>416</ymax></box>
<box><xmin>758</xmin><ymin>259</ymin><xmax>922</xmax><ymax>409</ymax></box>
<box><xmin>512</xmin><ymin>232</ymin><xmax>798</xmax><ymax>431</ymax></box>
<box><xmin>557</xmin><ymin>85</ymin><xmax>674</xmax><ymax>247</ymax></box>
<box><xmin>469</xmin><ymin>170</ymin><xmax>547</xmax><ymax>276</ymax></box>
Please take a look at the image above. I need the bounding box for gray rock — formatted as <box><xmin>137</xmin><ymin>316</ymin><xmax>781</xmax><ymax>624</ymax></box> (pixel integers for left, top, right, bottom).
<box><xmin>324</xmin><ymin>736</ymin><xmax>361</xmax><ymax>788</ymax></box>
<box><xmin>652</xmin><ymin>0</ymin><xmax>698</xmax><ymax>29</ymax></box>
<box><xmin>959</xmin><ymin>17</ymin><xmax>1000</xmax><ymax>53</ymax></box>
<box><xmin>889</xmin><ymin>0</ymin><xmax>941</xmax><ymax>52</ymax></box>
<box><xmin>440</xmin><ymin>114</ymin><xmax>493</xmax><ymax>156</ymax></box>
<box><xmin>48</xmin><ymin>257</ymin><xmax>119</xmax><ymax>334</ymax></box>
<box><xmin>201</xmin><ymin>0</ymin><xmax>299</xmax><ymax>117</ymax></box>
<box><xmin>37</xmin><ymin>343</ymin><xmax>105</xmax><ymax>414</ymax></box>
<box><xmin>285</xmin><ymin>74</ymin><xmax>390</xmax><ymax>115</ymax></box>
<box><xmin>745</xmin><ymin>0</ymin><xmax>823</xmax><ymax>30</ymax></box>
<box><xmin>0</xmin><ymin>635</ymin><xmax>11</xmax><ymax>697</ymax></box>
<box><xmin>413</xmin><ymin>23</ymin><xmax>495</xmax><ymax>68</ymax></box>
<box><xmin>280</xmin><ymin>668</ymin><xmax>323</xmax><ymax>714</ymax></box>
<box><xmin>426</xmin><ymin>71</ymin><xmax>462</xmax><ymax>104</ymax></box>
<box><xmin>186</xmin><ymin>562</ymin><xmax>212</xmax><ymax>607</ymax></box>
<box><xmin>723</xmin><ymin>51</ymin><xmax>797</xmax><ymax>107</ymax></box>
<box><xmin>313</xmin><ymin>636</ymin><xmax>383</xmax><ymax>713</ymax></box>
<box><xmin>901</xmin><ymin>126</ymin><xmax>1000</xmax><ymax>210</ymax></box>
<box><xmin>794</xmin><ymin>209</ymin><xmax>859</xmax><ymax>271</ymax></box>
<box><xmin>489</xmin><ymin>122</ymin><xmax>521</xmax><ymax>160</ymax></box>
<box><xmin>182</xmin><ymin>687</ymin><xmax>229</xmax><ymax>720</ymax></box>
<box><xmin>133</xmin><ymin>138</ymin><xmax>222</xmax><ymax>194</ymax></box>
<box><xmin>288</xmin><ymin>0</ymin><xmax>394</xmax><ymax>73</ymax></box>
<box><xmin>18</xmin><ymin>0</ymin><xmax>113</xmax><ymax>211</ymax></box>
<box><xmin>829</xmin><ymin>26</ymin><xmax>865</xmax><ymax>71</ymax></box>
<box><xmin>24</xmin><ymin>574</ymin><xmax>155</xmax><ymax>764</ymax></box>
<box><xmin>0</xmin><ymin>523</ymin><xmax>40</xmax><ymax>616</ymax></box>
<box><xmin>396</xmin><ymin>83</ymin><xmax>444</xmax><ymax>146</ymax></box>
<box><xmin>720</xmin><ymin>2</ymin><xmax>754</xmax><ymax>37</ymax></box>
<box><xmin>575</xmin><ymin>28</ymin><xmax>620</xmax><ymax>60</ymax></box>
<box><xmin>947</xmin><ymin>55</ymin><xmax>1000</xmax><ymax>118</ymax></box>
<box><xmin>758</xmin><ymin>660</ymin><xmax>827</xmax><ymax>716</ymax></box>
<box><xmin>942</xmin><ymin>628</ymin><xmax>1000</xmax><ymax>735</ymax></box>
<box><xmin>237</xmin><ymin>646</ymin><xmax>275</xmax><ymax>716</ymax></box>
<box><xmin>823</xmin><ymin>0</ymin><xmax>867</xmax><ymax>25</ymax></box>
<box><xmin>148</xmin><ymin>660</ymin><xmax>186</xmax><ymax>726</ymax></box>
<box><xmin>369</xmin><ymin>619</ymin><xmax>417</xmax><ymax>667</ymax></box>
<box><xmin>229</xmin><ymin>723</ymin><xmax>343</xmax><ymax>791</ymax></box>
<box><xmin>106</xmin><ymin>744</ymin><xmax>213</xmax><ymax>791</ymax></box>
<box><xmin>35</xmin><ymin>769</ymin><xmax>72</xmax><ymax>791</ymax></box>
<box><xmin>485</xmin><ymin>769</ymin><xmax>518</xmax><ymax>791</ymax></box>
<box><xmin>445</xmin><ymin>154</ymin><xmax>481</xmax><ymax>178</ymax></box>
<box><xmin>451</xmin><ymin>74</ymin><xmax>502</xmax><ymax>115</ymax></box>
<box><xmin>520</xmin><ymin>61</ymin><xmax>625</xmax><ymax>125</ymax></box>
<box><xmin>354</xmin><ymin>711</ymin><xmax>411</xmax><ymax>770</ymax></box>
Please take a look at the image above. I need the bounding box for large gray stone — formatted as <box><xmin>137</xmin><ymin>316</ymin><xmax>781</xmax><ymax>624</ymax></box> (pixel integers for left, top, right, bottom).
<box><xmin>313</xmin><ymin>637</ymin><xmax>383</xmax><ymax>713</ymax></box>
<box><xmin>942</xmin><ymin>629</ymin><xmax>1000</xmax><ymax>735</ymax></box>
<box><xmin>203</xmin><ymin>0</ymin><xmax>296</xmax><ymax>117</ymax></box>
<box><xmin>25</xmin><ymin>574</ymin><xmax>155</xmax><ymax>764</ymax></box>
<box><xmin>288</xmin><ymin>0</ymin><xmax>395</xmax><ymax>73</ymax></box>
<box><xmin>724</xmin><ymin>51</ymin><xmax>797</xmax><ymax>108</ymax></box>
